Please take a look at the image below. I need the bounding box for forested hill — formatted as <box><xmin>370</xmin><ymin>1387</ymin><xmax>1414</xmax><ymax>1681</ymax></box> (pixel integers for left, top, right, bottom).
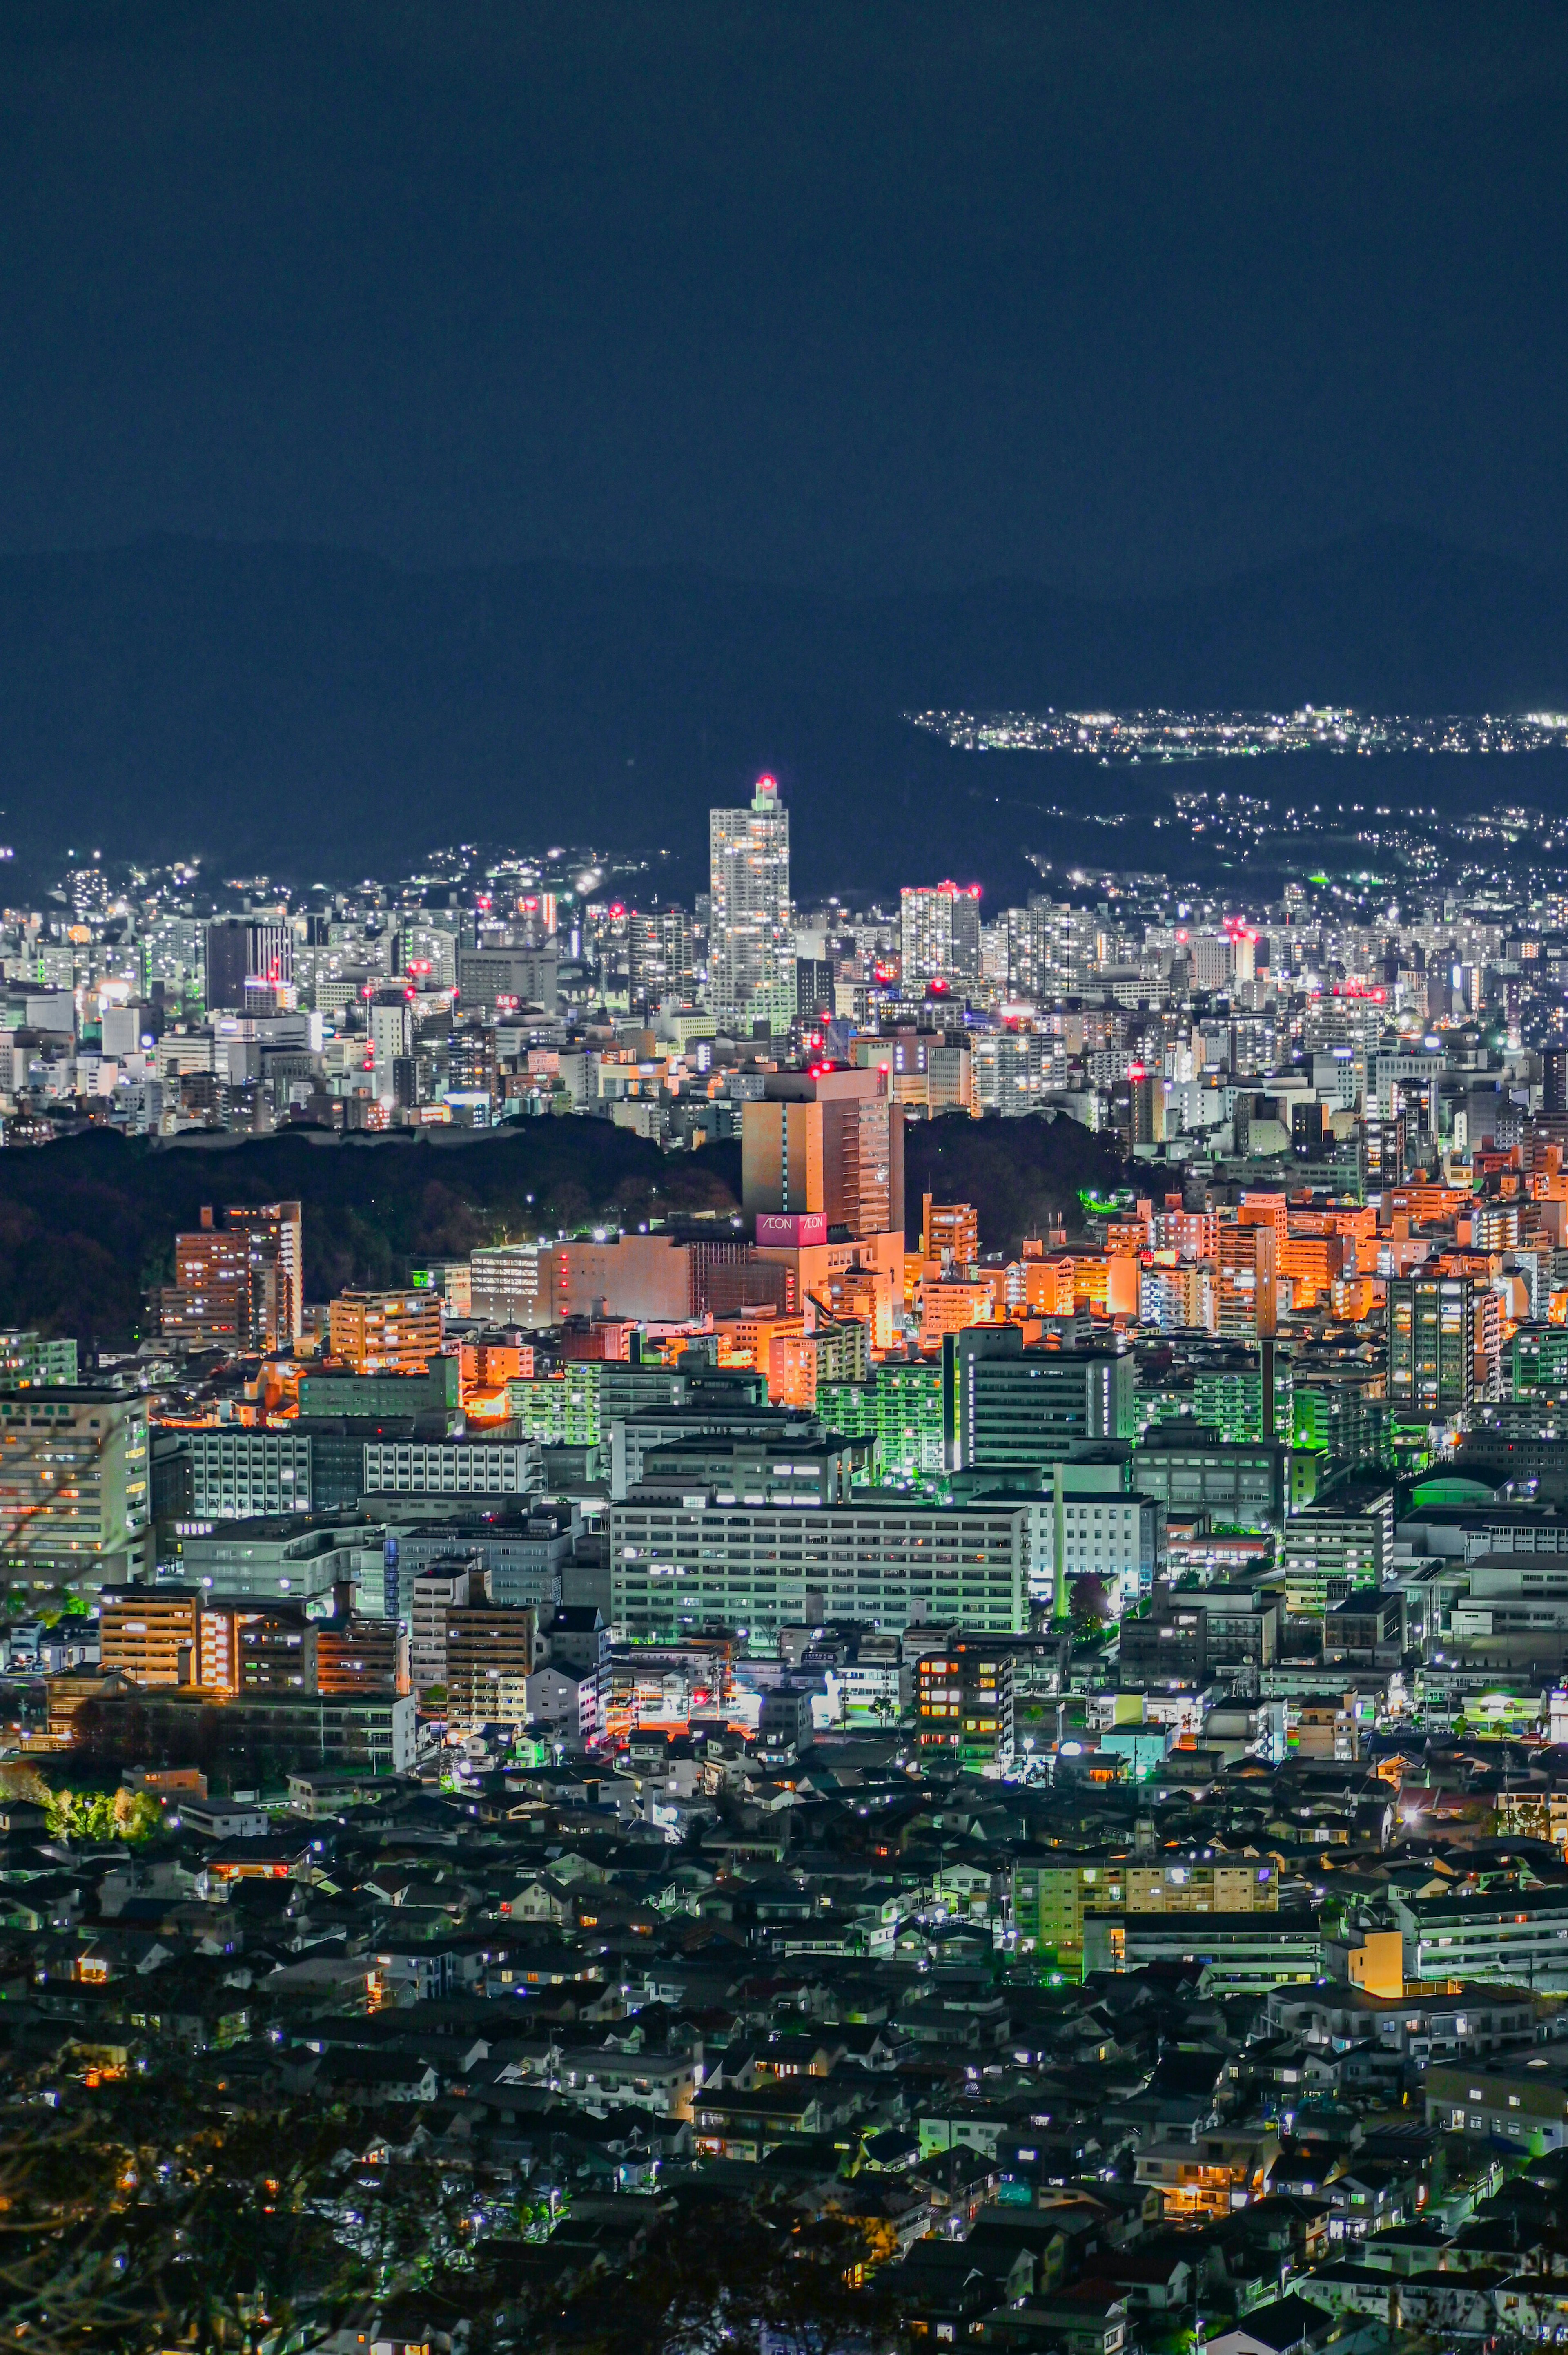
<box><xmin>0</xmin><ymin>1111</ymin><xmax>1129</xmax><ymax>1351</ymax></box>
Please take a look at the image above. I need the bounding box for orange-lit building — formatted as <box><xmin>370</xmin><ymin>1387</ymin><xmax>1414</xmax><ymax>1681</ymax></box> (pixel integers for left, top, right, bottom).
<box><xmin>920</xmin><ymin>1278</ymin><xmax>995</xmax><ymax>1351</ymax></box>
<box><xmin>920</xmin><ymin>1195</ymin><xmax>978</xmax><ymax>1269</ymax></box>
<box><xmin>100</xmin><ymin>1590</ymin><xmax>202</xmax><ymax>1687</ymax></box>
<box><xmin>1278</xmin><ymin>1233</ymin><xmax>1345</xmax><ymax>1308</ymax></box>
<box><xmin>159</xmin><ymin>1201</ymin><xmax>304</xmax><ymax>1354</ymax></box>
<box><xmin>1071</xmin><ymin>1253</ymin><xmax>1140</xmax><ymax>1320</ymax></box>
<box><xmin>1215</xmin><ymin>1222</ymin><xmax>1277</xmax><ymax>1340</ymax></box>
<box><xmin>328</xmin><ymin>1289</ymin><xmax>443</xmax><ymax>1376</ymax></box>
<box><xmin>1007</xmin><ymin>1255</ymin><xmax>1076</xmax><ymax>1318</ymax></box>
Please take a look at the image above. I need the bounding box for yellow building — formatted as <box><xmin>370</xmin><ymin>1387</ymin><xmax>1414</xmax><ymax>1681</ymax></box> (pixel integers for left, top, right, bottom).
<box><xmin>328</xmin><ymin>1290</ymin><xmax>443</xmax><ymax>1376</ymax></box>
<box><xmin>1126</xmin><ymin>1858</ymin><xmax>1279</xmax><ymax>1913</ymax></box>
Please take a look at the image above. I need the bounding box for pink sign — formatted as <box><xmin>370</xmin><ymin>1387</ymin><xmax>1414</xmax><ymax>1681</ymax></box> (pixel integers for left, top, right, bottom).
<box><xmin>756</xmin><ymin>1212</ymin><xmax>828</xmax><ymax>1247</ymax></box>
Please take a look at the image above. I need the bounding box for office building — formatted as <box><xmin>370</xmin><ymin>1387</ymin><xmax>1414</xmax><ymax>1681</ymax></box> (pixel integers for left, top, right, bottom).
<box><xmin>454</xmin><ymin>940</ymin><xmax>559</xmax><ymax>1017</ymax></box>
<box><xmin>943</xmin><ymin>1327</ymin><xmax>1136</xmax><ymax>1474</ymax></box>
<box><xmin>177</xmin><ymin>1516</ymin><xmax>383</xmax><ymax>1606</ymax></box>
<box><xmin>709</xmin><ymin>774</ymin><xmax>794</xmax><ymax>1032</ymax></box>
<box><xmin>392</xmin><ymin>1516</ymin><xmax>573</xmax><ymax>1617</ymax></box>
<box><xmin>609</xmin><ymin>1497</ymin><xmax>1031</xmax><ymax>1641</ymax></box>
<box><xmin>297</xmin><ymin>1358</ymin><xmax>461</xmax><ymax>1421</ymax></box>
<box><xmin>1027</xmin><ymin>1488</ymin><xmax>1162</xmax><ymax>1608</ymax></box>
<box><xmin>361</xmin><ymin>1436</ymin><xmax>545</xmax><ymax>1501</ymax></box>
<box><xmin>1130</xmin><ymin>1424</ymin><xmax>1291</xmax><ymax>1528</ymax></box>
<box><xmin>204</xmin><ymin>918</ymin><xmax>293</xmax><ymax>1012</ymax></box>
<box><xmin>1278</xmin><ymin>1492</ymin><xmax>1394</xmax><ymax>1615</ymax></box>
<box><xmin>741</xmin><ymin>1066</ymin><xmax>904</xmax><ymax>1241</ymax></box>
<box><xmin>628</xmin><ymin>1434</ymin><xmax>860</xmax><ymax>1507</ymax></box>
<box><xmin>185</xmin><ymin>1426</ymin><xmax>314</xmax><ymax>1521</ymax></box>
<box><xmin>468</xmin><ymin>1243</ymin><xmax>559</xmax><ymax>1327</ymax></box>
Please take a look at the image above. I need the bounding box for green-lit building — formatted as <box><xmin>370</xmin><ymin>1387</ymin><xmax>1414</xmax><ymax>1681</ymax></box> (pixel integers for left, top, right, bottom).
<box><xmin>507</xmin><ymin>1361</ymin><xmax>682</xmax><ymax>1446</ymax></box>
<box><xmin>0</xmin><ymin>1331</ymin><xmax>80</xmax><ymax>1390</ymax></box>
<box><xmin>1193</xmin><ymin>1359</ymin><xmax>1293</xmax><ymax>1446</ymax></box>
<box><xmin>819</xmin><ymin>1356</ymin><xmax>945</xmax><ymax>1487</ymax></box>
<box><xmin>1292</xmin><ymin>1380</ymin><xmax>1394</xmax><ymax>1473</ymax></box>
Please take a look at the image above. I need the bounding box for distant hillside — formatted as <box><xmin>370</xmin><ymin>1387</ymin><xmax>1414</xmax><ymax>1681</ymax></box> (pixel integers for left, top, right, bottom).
<box><xmin>2</xmin><ymin>529</ymin><xmax>1568</xmax><ymax>899</ymax></box>
<box><xmin>0</xmin><ymin>1108</ymin><xmax>1129</xmax><ymax>1351</ymax></box>
<box><xmin>0</xmin><ymin>1124</ymin><xmax>739</xmax><ymax>1352</ymax></box>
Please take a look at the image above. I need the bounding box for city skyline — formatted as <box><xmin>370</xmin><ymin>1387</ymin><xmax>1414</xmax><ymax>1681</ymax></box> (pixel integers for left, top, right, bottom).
<box><xmin>7</xmin><ymin>8</ymin><xmax>1568</xmax><ymax>2347</ymax></box>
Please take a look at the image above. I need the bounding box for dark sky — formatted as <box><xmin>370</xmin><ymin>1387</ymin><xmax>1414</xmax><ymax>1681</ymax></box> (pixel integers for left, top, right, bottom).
<box><xmin>2</xmin><ymin>1</ymin><xmax>1565</xmax><ymax>594</ymax></box>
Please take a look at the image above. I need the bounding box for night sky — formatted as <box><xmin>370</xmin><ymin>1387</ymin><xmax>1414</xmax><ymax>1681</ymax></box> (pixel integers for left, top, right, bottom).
<box><xmin>3</xmin><ymin>1</ymin><xmax>1565</xmax><ymax>596</ymax></box>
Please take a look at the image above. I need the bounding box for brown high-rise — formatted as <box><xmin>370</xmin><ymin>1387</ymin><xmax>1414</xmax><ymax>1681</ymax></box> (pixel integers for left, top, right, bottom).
<box><xmin>741</xmin><ymin>1066</ymin><xmax>904</xmax><ymax>1240</ymax></box>
<box><xmin>159</xmin><ymin>1201</ymin><xmax>303</xmax><ymax>1354</ymax></box>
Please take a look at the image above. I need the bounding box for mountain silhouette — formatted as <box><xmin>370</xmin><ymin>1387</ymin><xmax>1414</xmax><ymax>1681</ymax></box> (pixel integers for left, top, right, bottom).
<box><xmin>3</xmin><ymin>527</ymin><xmax>1566</xmax><ymax>899</ymax></box>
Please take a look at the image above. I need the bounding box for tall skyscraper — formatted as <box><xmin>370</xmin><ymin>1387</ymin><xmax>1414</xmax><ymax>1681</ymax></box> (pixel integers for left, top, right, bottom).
<box><xmin>628</xmin><ymin>906</ymin><xmax>694</xmax><ymax>1009</ymax></box>
<box><xmin>900</xmin><ymin>883</ymin><xmax>982</xmax><ymax>990</ymax></box>
<box><xmin>740</xmin><ymin>1066</ymin><xmax>904</xmax><ymax>1240</ymax></box>
<box><xmin>709</xmin><ymin>775</ymin><xmax>794</xmax><ymax>1032</ymax></box>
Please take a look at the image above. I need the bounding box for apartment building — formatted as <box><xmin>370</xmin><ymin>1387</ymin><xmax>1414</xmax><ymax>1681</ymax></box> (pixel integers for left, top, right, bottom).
<box><xmin>328</xmin><ymin>1290</ymin><xmax>443</xmax><ymax>1376</ymax></box>
<box><xmin>0</xmin><ymin>1387</ymin><xmax>149</xmax><ymax>1589</ymax></box>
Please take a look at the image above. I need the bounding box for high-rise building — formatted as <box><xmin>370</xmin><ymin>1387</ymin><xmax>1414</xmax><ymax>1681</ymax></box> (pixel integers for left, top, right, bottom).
<box><xmin>628</xmin><ymin>907</ymin><xmax>695</xmax><ymax>1009</ymax></box>
<box><xmin>160</xmin><ymin>1202</ymin><xmax>303</xmax><ymax>1354</ymax></box>
<box><xmin>444</xmin><ymin>1605</ymin><xmax>539</xmax><ymax>1734</ymax></box>
<box><xmin>921</xmin><ymin>1196</ymin><xmax>979</xmax><ymax>1268</ymax></box>
<box><xmin>795</xmin><ymin>957</ymin><xmax>837</xmax><ymax>1020</ymax></box>
<box><xmin>900</xmin><ymin>883</ymin><xmax>982</xmax><ymax>991</ymax></box>
<box><xmin>1544</xmin><ymin>1048</ymin><xmax>1568</xmax><ymax>1118</ymax></box>
<box><xmin>741</xmin><ymin>1066</ymin><xmax>904</xmax><ymax>1240</ymax></box>
<box><xmin>1388</xmin><ymin>1274</ymin><xmax>1476</xmax><ymax>1421</ymax></box>
<box><xmin>161</xmin><ymin>1213</ymin><xmax>250</xmax><ymax>1351</ymax></box>
<box><xmin>709</xmin><ymin>775</ymin><xmax>794</xmax><ymax>1032</ymax></box>
<box><xmin>454</xmin><ymin>940</ymin><xmax>559</xmax><ymax>1018</ymax></box>
<box><xmin>223</xmin><ymin>1201</ymin><xmax>304</xmax><ymax>1347</ymax></box>
<box><xmin>204</xmin><ymin>919</ymin><xmax>293</xmax><ymax>1012</ymax></box>
<box><xmin>1215</xmin><ymin>1222</ymin><xmax>1278</xmax><ymax>1342</ymax></box>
